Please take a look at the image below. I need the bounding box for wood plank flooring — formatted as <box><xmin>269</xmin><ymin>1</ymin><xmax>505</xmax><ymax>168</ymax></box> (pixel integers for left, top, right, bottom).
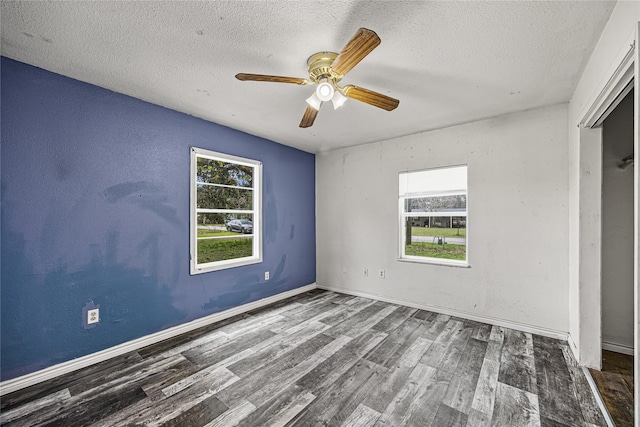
<box><xmin>0</xmin><ymin>290</ymin><xmax>607</xmax><ymax>426</ymax></box>
<box><xmin>589</xmin><ymin>350</ymin><xmax>634</xmax><ymax>426</ymax></box>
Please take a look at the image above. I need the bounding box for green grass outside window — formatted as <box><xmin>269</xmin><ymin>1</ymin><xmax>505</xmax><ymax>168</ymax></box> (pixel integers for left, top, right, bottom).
<box><xmin>198</xmin><ymin>238</ymin><xmax>253</xmax><ymax>263</ymax></box>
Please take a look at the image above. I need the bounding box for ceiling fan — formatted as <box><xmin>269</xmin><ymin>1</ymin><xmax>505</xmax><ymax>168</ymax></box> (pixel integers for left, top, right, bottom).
<box><xmin>236</xmin><ymin>28</ymin><xmax>400</xmax><ymax>128</ymax></box>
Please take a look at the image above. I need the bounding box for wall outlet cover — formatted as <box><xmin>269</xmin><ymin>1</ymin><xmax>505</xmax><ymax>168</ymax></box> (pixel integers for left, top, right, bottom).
<box><xmin>87</xmin><ymin>308</ymin><xmax>100</xmax><ymax>324</ymax></box>
<box><xmin>83</xmin><ymin>300</ymin><xmax>100</xmax><ymax>329</ymax></box>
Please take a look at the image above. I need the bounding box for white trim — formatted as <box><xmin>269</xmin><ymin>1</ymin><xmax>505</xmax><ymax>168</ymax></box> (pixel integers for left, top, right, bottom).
<box><xmin>602</xmin><ymin>341</ymin><xmax>634</xmax><ymax>356</ymax></box>
<box><xmin>318</xmin><ymin>285</ymin><xmax>567</xmax><ymax>341</ymax></box>
<box><xmin>0</xmin><ymin>283</ymin><xmax>317</xmax><ymax>396</ymax></box>
<box><xmin>190</xmin><ymin>147</ymin><xmax>263</xmax><ymax>275</ymax></box>
<box><xmin>198</xmin><ymin>234</ymin><xmax>252</xmax><ymax>241</ymax></box>
<box><xmin>580</xmin><ymin>30</ymin><xmax>635</xmax><ymax>128</ymax></box>
<box><xmin>582</xmin><ymin>367</ymin><xmax>616</xmax><ymax>427</ymax></box>
<box><xmin>197</xmin><ymin>182</ymin><xmax>254</xmax><ymax>191</ymax></box>
<box><xmin>405</xmin><ymin>212</ymin><xmax>467</xmax><ymax>218</ymax></box>
<box><xmin>634</xmin><ymin>24</ymin><xmax>640</xmax><ymax>426</ymax></box>
<box><xmin>192</xmin><ymin>254</ymin><xmax>261</xmax><ymax>274</ymax></box>
<box><xmin>576</xmin><ymin>126</ymin><xmax>605</xmax><ymax>370</ymax></box>
<box><xmin>197</xmin><ymin>209</ymin><xmax>255</xmax><ymax>214</ymax></box>
<box><xmin>568</xmin><ymin>333</ymin><xmax>580</xmax><ymax>364</ymax></box>
<box><xmin>400</xmin><ymin>190</ymin><xmax>466</xmax><ymax>198</ymax></box>
<box><xmin>192</xmin><ymin>146</ymin><xmax>261</xmax><ymax>169</ymax></box>
<box><xmin>397</xmin><ymin>256</ymin><xmax>469</xmax><ymax>268</ymax></box>
<box><xmin>594</xmin><ymin>80</ymin><xmax>634</xmax><ymax>128</ymax></box>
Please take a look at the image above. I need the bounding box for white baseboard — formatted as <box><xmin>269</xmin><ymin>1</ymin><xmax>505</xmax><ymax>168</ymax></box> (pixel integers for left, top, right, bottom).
<box><xmin>318</xmin><ymin>285</ymin><xmax>568</xmax><ymax>341</ymax></box>
<box><xmin>602</xmin><ymin>341</ymin><xmax>634</xmax><ymax>356</ymax></box>
<box><xmin>0</xmin><ymin>283</ymin><xmax>317</xmax><ymax>396</ymax></box>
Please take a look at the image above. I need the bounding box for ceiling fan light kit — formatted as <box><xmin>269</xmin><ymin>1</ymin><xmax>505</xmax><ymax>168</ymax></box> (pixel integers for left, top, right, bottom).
<box><xmin>331</xmin><ymin>90</ymin><xmax>347</xmax><ymax>110</ymax></box>
<box><xmin>305</xmin><ymin>93</ymin><xmax>322</xmax><ymax>111</ymax></box>
<box><xmin>235</xmin><ymin>28</ymin><xmax>399</xmax><ymax>128</ymax></box>
<box><xmin>315</xmin><ymin>78</ymin><xmax>334</xmax><ymax>102</ymax></box>
<box><xmin>305</xmin><ymin>84</ymin><xmax>348</xmax><ymax>111</ymax></box>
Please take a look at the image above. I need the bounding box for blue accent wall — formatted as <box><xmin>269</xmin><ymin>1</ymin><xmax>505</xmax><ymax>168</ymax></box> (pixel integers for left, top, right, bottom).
<box><xmin>0</xmin><ymin>57</ymin><xmax>316</xmax><ymax>381</ymax></box>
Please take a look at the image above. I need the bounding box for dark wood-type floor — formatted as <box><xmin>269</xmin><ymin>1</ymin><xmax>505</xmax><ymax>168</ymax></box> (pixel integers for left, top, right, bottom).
<box><xmin>590</xmin><ymin>350</ymin><xmax>634</xmax><ymax>426</ymax></box>
<box><xmin>1</xmin><ymin>290</ymin><xmax>606</xmax><ymax>426</ymax></box>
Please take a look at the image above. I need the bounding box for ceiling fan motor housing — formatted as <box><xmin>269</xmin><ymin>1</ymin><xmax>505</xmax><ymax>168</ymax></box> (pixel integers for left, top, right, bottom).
<box><xmin>307</xmin><ymin>52</ymin><xmax>343</xmax><ymax>83</ymax></box>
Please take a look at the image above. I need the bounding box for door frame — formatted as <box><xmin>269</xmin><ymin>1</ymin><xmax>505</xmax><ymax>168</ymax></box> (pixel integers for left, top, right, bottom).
<box><xmin>577</xmin><ymin>28</ymin><xmax>638</xmax><ymax>421</ymax></box>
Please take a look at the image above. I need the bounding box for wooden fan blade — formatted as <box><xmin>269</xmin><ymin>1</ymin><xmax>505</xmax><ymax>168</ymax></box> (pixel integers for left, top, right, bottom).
<box><xmin>236</xmin><ymin>73</ymin><xmax>309</xmax><ymax>85</ymax></box>
<box><xmin>342</xmin><ymin>85</ymin><xmax>399</xmax><ymax>111</ymax></box>
<box><xmin>299</xmin><ymin>105</ymin><xmax>319</xmax><ymax>128</ymax></box>
<box><xmin>330</xmin><ymin>28</ymin><xmax>381</xmax><ymax>76</ymax></box>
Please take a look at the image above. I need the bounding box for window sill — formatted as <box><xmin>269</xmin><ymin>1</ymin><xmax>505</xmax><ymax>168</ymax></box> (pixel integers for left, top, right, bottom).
<box><xmin>398</xmin><ymin>257</ymin><xmax>470</xmax><ymax>268</ymax></box>
<box><xmin>191</xmin><ymin>256</ymin><xmax>262</xmax><ymax>275</ymax></box>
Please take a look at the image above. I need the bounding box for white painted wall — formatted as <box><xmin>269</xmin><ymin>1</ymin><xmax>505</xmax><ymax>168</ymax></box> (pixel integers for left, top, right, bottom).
<box><xmin>567</xmin><ymin>1</ymin><xmax>640</xmax><ymax>368</ymax></box>
<box><xmin>602</xmin><ymin>91</ymin><xmax>634</xmax><ymax>351</ymax></box>
<box><xmin>317</xmin><ymin>104</ymin><xmax>569</xmax><ymax>334</ymax></box>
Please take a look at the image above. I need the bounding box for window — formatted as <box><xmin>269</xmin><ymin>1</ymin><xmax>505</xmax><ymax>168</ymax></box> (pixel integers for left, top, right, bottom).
<box><xmin>190</xmin><ymin>147</ymin><xmax>262</xmax><ymax>274</ymax></box>
<box><xmin>399</xmin><ymin>165</ymin><xmax>468</xmax><ymax>266</ymax></box>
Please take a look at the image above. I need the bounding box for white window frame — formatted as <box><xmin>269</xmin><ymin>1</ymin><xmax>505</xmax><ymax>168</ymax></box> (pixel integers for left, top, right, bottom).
<box><xmin>398</xmin><ymin>165</ymin><xmax>468</xmax><ymax>267</ymax></box>
<box><xmin>190</xmin><ymin>147</ymin><xmax>262</xmax><ymax>274</ymax></box>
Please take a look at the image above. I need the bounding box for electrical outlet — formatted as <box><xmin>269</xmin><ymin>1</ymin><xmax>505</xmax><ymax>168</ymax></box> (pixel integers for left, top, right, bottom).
<box><xmin>363</xmin><ymin>268</ymin><xmax>368</xmax><ymax>277</ymax></box>
<box><xmin>265</xmin><ymin>271</ymin><xmax>269</xmax><ymax>280</ymax></box>
<box><xmin>342</xmin><ymin>266</ymin><xmax>347</xmax><ymax>273</ymax></box>
<box><xmin>87</xmin><ymin>308</ymin><xmax>100</xmax><ymax>325</ymax></box>
<box><xmin>378</xmin><ymin>269</ymin><xmax>385</xmax><ymax>279</ymax></box>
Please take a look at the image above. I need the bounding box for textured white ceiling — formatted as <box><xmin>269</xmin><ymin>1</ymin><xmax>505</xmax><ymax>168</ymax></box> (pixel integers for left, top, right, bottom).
<box><xmin>1</xmin><ymin>1</ymin><xmax>614</xmax><ymax>153</ymax></box>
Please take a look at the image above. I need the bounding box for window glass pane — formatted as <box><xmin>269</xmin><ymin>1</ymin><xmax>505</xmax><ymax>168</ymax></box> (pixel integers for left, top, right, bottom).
<box><xmin>197</xmin><ymin>184</ymin><xmax>253</xmax><ymax>210</ymax></box>
<box><xmin>403</xmin><ymin>215</ymin><xmax>466</xmax><ymax>261</ymax></box>
<box><xmin>223</xmin><ymin>214</ymin><xmax>254</xmax><ymax>234</ymax></box>
<box><xmin>404</xmin><ymin>240</ymin><xmax>466</xmax><ymax>261</ymax></box>
<box><xmin>197</xmin><ymin>213</ymin><xmax>231</xmax><ymax>236</ymax></box>
<box><xmin>197</xmin><ymin>236</ymin><xmax>253</xmax><ymax>264</ymax></box>
<box><xmin>197</xmin><ymin>157</ymin><xmax>253</xmax><ymax>188</ymax></box>
<box><xmin>404</xmin><ymin>195</ymin><xmax>466</xmax><ymax>213</ymax></box>
<box><xmin>197</xmin><ymin>213</ymin><xmax>254</xmax><ymax>264</ymax></box>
